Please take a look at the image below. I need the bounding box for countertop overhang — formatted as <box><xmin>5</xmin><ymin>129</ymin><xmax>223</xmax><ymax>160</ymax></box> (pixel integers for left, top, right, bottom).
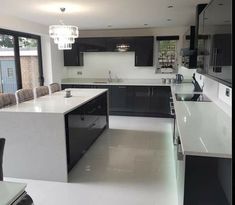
<box><xmin>0</xmin><ymin>89</ymin><xmax>108</xmax><ymax>114</ymax></box>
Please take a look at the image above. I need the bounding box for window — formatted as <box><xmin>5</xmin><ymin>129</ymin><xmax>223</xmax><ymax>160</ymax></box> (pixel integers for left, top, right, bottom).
<box><xmin>158</xmin><ymin>40</ymin><xmax>177</xmax><ymax>68</ymax></box>
<box><xmin>156</xmin><ymin>36</ymin><xmax>179</xmax><ymax>73</ymax></box>
<box><xmin>0</xmin><ymin>28</ymin><xmax>44</xmax><ymax>94</ymax></box>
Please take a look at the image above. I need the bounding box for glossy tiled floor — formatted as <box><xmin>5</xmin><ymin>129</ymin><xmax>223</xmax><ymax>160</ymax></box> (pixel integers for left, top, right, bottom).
<box><xmin>6</xmin><ymin>116</ymin><xmax>178</xmax><ymax>205</ymax></box>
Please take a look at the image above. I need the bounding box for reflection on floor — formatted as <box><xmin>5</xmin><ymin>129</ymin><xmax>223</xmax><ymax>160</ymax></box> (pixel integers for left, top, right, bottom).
<box><xmin>6</xmin><ymin>116</ymin><xmax>178</xmax><ymax>205</ymax></box>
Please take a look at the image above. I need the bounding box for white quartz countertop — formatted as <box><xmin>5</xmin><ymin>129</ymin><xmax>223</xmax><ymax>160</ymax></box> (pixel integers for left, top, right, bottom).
<box><xmin>61</xmin><ymin>78</ymin><xmax>193</xmax><ymax>86</ymax></box>
<box><xmin>171</xmin><ymin>86</ymin><xmax>232</xmax><ymax>158</ymax></box>
<box><xmin>0</xmin><ymin>181</ymin><xmax>26</xmax><ymax>205</ymax></box>
<box><xmin>0</xmin><ymin>89</ymin><xmax>107</xmax><ymax>114</ymax></box>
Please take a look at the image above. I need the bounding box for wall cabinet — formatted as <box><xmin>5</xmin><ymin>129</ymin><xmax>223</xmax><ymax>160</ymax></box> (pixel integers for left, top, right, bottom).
<box><xmin>63</xmin><ymin>43</ymin><xmax>84</xmax><ymax>66</ymax></box>
<box><xmin>65</xmin><ymin>92</ymin><xmax>107</xmax><ymax>171</ymax></box>
<box><xmin>134</xmin><ymin>37</ymin><xmax>154</xmax><ymax>66</ymax></box>
<box><xmin>210</xmin><ymin>34</ymin><xmax>232</xmax><ymax>67</ymax></box>
<box><xmin>64</xmin><ymin>36</ymin><xmax>154</xmax><ymax>67</ymax></box>
<box><xmin>78</xmin><ymin>38</ymin><xmax>107</xmax><ymax>52</ymax></box>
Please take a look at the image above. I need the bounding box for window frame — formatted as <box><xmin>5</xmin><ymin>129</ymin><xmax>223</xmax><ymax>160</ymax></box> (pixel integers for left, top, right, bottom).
<box><xmin>0</xmin><ymin>28</ymin><xmax>44</xmax><ymax>90</ymax></box>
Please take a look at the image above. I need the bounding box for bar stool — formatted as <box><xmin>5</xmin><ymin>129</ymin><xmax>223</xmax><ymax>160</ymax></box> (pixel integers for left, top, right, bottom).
<box><xmin>0</xmin><ymin>93</ymin><xmax>16</xmax><ymax>108</ymax></box>
<box><xmin>35</xmin><ymin>86</ymin><xmax>49</xmax><ymax>97</ymax></box>
<box><xmin>49</xmin><ymin>83</ymin><xmax>61</xmax><ymax>93</ymax></box>
<box><xmin>15</xmin><ymin>89</ymin><xmax>34</xmax><ymax>103</ymax></box>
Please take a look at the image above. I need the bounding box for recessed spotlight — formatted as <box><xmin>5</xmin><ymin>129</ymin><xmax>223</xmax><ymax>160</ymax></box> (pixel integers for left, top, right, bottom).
<box><xmin>167</xmin><ymin>19</ymin><xmax>172</xmax><ymax>21</ymax></box>
<box><xmin>144</xmin><ymin>23</ymin><xmax>148</xmax><ymax>26</ymax></box>
<box><xmin>218</xmin><ymin>3</ymin><xmax>223</xmax><ymax>6</ymax></box>
<box><xmin>168</xmin><ymin>5</ymin><xmax>173</xmax><ymax>8</ymax></box>
<box><xmin>107</xmin><ymin>25</ymin><xmax>112</xmax><ymax>27</ymax></box>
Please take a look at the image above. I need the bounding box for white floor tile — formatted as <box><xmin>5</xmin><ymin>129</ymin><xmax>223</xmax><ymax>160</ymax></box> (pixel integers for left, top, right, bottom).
<box><xmin>5</xmin><ymin>116</ymin><xmax>178</xmax><ymax>205</ymax></box>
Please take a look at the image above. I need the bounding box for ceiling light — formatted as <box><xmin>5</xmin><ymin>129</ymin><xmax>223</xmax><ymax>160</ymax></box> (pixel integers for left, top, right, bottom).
<box><xmin>168</xmin><ymin>5</ymin><xmax>173</xmax><ymax>8</ymax></box>
<box><xmin>116</xmin><ymin>43</ymin><xmax>130</xmax><ymax>52</ymax></box>
<box><xmin>49</xmin><ymin>8</ymin><xmax>79</xmax><ymax>50</ymax></box>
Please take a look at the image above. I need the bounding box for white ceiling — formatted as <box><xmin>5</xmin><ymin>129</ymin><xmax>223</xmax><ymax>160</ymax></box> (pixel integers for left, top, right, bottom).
<box><xmin>0</xmin><ymin>0</ymin><xmax>209</xmax><ymax>30</ymax></box>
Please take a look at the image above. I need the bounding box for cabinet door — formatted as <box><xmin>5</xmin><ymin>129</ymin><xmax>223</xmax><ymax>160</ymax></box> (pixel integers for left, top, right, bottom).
<box><xmin>210</xmin><ymin>34</ymin><xmax>231</xmax><ymax>66</ymax></box>
<box><xmin>149</xmin><ymin>86</ymin><xmax>171</xmax><ymax>117</ymax></box>
<box><xmin>78</xmin><ymin>38</ymin><xmax>107</xmax><ymax>52</ymax></box>
<box><xmin>64</xmin><ymin>43</ymin><xmax>84</xmax><ymax>66</ymax></box>
<box><xmin>110</xmin><ymin>85</ymin><xmax>133</xmax><ymax>113</ymax></box>
<box><xmin>133</xmin><ymin>86</ymin><xmax>150</xmax><ymax>114</ymax></box>
<box><xmin>134</xmin><ymin>37</ymin><xmax>154</xmax><ymax>66</ymax></box>
<box><xmin>106</xmin><ymin>37</ymin><xmax>135</xmax><ymax>52</ymax></box>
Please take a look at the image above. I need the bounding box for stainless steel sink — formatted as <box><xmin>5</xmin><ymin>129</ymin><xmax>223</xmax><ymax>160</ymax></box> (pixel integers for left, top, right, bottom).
<box><xmin>93</xmin><ymin>81</ymin><xmax>108</xmax><ymax>84</ymax></box>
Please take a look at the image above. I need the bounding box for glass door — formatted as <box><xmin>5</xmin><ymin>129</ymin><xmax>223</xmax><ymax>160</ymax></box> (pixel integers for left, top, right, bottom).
<box><xmin>18</xmin><ymin>37</ymin><xmax>42</xmax><ymax>89</ymax></box>
<box><xmin>0</xmin><ymin>34</ymin><xmax>17</xmax><ymax>93</ymax></box>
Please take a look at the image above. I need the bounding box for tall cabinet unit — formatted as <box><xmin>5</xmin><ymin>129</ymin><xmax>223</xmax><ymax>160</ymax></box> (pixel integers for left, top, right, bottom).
<box><xmin>196</xmin><ymin>0</ymin><xmax>232</xmax><ymax>86</ymax></box>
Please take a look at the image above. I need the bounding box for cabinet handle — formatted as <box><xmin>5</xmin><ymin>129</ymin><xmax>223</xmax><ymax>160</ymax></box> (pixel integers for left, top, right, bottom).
<box><xmin>88</xmin><ymin>123</ymin><xmax>96</xmax><ymax>129</ymax></box>
<box><xmin>177</xmin><ymin>139</ymin><xmax>184</xmax><ymax>161</ymax></box>
<box><xmin>87</xmin><ymin>107</ymin><xmax>96</xmax><ymax>114</ymax></box>
<box><xmin>151</xmin><ymin>88</ymin><xmax>153</xmax><ymax>96</ymax></box>
<box><xmin>135</xmin><ymin>55</ymin><xmax>138</xmax><ymax>63</ymax></box>
<box><xmin>148</xmin><ymin>88</ymin><xmax>151</xmax><ymax>96</ymax></box>
<box><xmin>118</xmin><ymin>86</ymin><xmax>126</xmax><ymax>89</ymax></box>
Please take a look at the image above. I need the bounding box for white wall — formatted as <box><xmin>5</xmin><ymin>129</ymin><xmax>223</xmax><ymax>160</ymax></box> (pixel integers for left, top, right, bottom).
<box><xmin>195</xmin><ymin>73</ymin><xmax>232</xmax><ymax>116</ymax></box>
<box><xmin>0</xmin><ymin>15</ymin><xmax>63</xmax><ymax>84</ymax></box>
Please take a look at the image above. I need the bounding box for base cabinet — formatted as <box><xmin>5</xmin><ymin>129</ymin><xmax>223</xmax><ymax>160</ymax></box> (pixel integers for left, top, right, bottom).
<box><xmin>65</xmin><ymin>92</ymin><xmax>108</xmax><ymax>171</ymax></box>
<box><xmin>175</xmin><ymin>142</ymin><xmax>232</xmax><ymax>205</ymax></box>
<box><xmin>61</xmin><ymin>84</ymin><xmax>173</xmax><ymax>118</ymax></box>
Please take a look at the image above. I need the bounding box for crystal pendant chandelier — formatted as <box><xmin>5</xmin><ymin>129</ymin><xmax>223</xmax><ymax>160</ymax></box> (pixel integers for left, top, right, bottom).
<box><xmin>49</xmin><ymin>8</ymin><xmax>79</xmax><ymax>50</ymax></box>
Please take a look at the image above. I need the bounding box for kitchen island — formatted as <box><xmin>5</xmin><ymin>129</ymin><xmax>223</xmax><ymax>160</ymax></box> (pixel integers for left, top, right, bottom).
<box><xmin>0</xmin><ymin>89</ymin><xmax>108</xmax><ymax>182</ymax></box>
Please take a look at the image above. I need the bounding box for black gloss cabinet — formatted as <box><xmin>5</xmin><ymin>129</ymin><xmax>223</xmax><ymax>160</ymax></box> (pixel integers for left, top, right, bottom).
<box><xmin>62</xmin><ymin>84</ymin><xmax>173</xmax><ymax>118</ymax></box>
<box><xmin>65</xmin><ymin>92</ymin><xmax>108</xmax><ymax>171</ymax></box>
<box><xmin>64</xmin><ymin>36</ymin><xmax>154</xmax><ymax>67</ymax></box>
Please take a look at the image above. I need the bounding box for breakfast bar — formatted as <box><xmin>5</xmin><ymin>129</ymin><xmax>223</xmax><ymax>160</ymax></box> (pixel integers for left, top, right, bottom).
<box><xmin>0</xmin><ymin>89</ymin><xmax>108</xmax><ymax>182</ymax></box>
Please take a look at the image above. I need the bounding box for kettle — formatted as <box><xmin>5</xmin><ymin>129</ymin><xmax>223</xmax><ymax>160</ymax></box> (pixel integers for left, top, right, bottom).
<box><xmin>176</xmin><ymin>74</ymin><xmax>184</xmax><ymax>84</ymax></box>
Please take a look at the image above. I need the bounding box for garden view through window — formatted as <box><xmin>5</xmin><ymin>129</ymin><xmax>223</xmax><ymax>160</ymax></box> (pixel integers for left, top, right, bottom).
<box><xmin>0</xmin><ymin>29</ymin><xmax>43</xmax><ymax>94</ymax></box>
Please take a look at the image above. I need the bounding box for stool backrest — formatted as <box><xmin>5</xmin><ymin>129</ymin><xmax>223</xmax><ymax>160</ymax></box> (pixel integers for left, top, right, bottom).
<box><xmin>15</xmin><ymin>89</ymin><xmax>34</xmax><ymax>103</ymax></box>
<box><xmin>35</xmin><ymin>86</ymin><xmax>49</xmax><ymax>97</ymax></box>
<box><xmin>0</xmin><ymin>93</ymin><xmax>16</xmax><ymax>108</ymax></box>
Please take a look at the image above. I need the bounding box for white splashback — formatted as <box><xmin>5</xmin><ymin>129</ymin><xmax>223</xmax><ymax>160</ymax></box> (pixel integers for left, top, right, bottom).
<box><xmin>63</xmin><ymin>52</ymin><xmax>176</xmax><ymax>79</ymax></box>
<box><xmin>195</xmin><ymin>73</ymin><xmax>232</xmax><ymax>117</ymax></box>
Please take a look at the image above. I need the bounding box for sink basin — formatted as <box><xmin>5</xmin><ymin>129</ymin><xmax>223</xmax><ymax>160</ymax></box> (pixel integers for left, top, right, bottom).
<box><xmin>93</xmin><ymin>81</ymin><xmax>108</xmax><ymax>84</ymax></box>
<box><xmin>175</xmin><ymin>93</ymin><xmax>212</xmax><ymax>102</ymax></box>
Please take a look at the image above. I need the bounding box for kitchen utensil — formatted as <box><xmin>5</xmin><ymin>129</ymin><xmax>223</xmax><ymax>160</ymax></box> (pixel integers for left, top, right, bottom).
<box><xmin>166</xmin><ymin>78</ymin><xmax>171</xmax><ymax>84</ymax></box>
<box><xmin>175</xmin><ymin>74</ymin><xmax>184</xmax><ymax>84</ymax></box>
<box><xmin>162</xmin><ymin>78</ymin><xmax>166</xmax><ymax>84</ymax></box>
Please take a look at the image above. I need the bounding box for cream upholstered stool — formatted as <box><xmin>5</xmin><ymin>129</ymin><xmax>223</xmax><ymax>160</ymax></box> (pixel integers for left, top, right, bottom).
<box><xmin>15</xmin><ymin>89</ymin><xmax>34</xmax><ymax>103</ymax></box>
<box><xmin>0</xmin><ymin>93</ymin><xmax>16</xmax><ymax>108</ymax></box>
<box><xmin>35</xmin><ymin>86</ymin><xmax>49</xmax><ymax>97</ymax></box>
<box><xmin>49</xmin><ymin>83</ymin><xmax>61</xmax><ymax>93</ymax></box>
